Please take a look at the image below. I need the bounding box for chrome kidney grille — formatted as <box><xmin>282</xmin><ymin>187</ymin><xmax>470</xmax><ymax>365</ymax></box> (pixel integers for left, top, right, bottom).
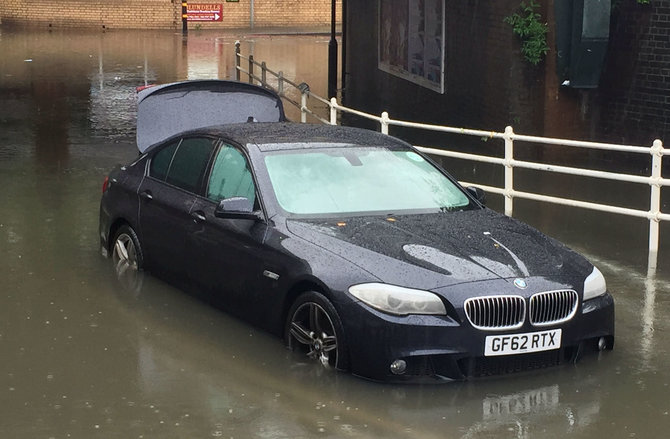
<box><xmin>465</xmin><ymin>290</ymin><xmax>579</xmax><ymax>330</ymax></box>
<box><xmin>464</xmin><ymin>295</ymin><xmax>526</xmax><ymax>330</ymax></box>
<box><xmin>529</xmin><ymin>290</ymin><xmax>578</xmax><ymax>326</ymax></box>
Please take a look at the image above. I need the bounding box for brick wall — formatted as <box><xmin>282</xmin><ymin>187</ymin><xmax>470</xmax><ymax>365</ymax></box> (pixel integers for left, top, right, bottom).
<box><xmin>0</xmin><ymin>0</ymin><xmax>179</xmax><ymax>29</ymax></box>
<box><xmin>344</xmin><ymin>0</ymin><xmax>539</xmax><ymax>131</ymax></box>
<box><xmin>598</xmin><ymin>0</ymin><xmax>670</xmax><ymax>144</ymax></box>
<box><xmin>344</xmin><ymin>0</ymin><xmax>668</xmax><ymax>147</ymax></box>
<box><xmin>0</xmin><ymin>0</ymin><xmax>341</xmax><ymax>29</ymax></box>
<box><xmin>253</xmin><ymin>0</ymin><xmax>336</xmax><ymax>27</ymax></box>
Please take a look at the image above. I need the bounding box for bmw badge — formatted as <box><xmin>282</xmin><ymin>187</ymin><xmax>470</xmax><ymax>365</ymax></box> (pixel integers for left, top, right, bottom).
<box><xmin>513</xmin><ymin>278</ymin><xmax>528</xmax><ymax>289</ymax></box>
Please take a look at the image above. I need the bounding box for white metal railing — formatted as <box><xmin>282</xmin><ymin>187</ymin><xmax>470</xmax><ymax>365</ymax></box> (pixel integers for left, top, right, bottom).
<box><xmin>234</xmin><ymin>42</ymin><xmax>668</xmax><ymax>273</ymax></box>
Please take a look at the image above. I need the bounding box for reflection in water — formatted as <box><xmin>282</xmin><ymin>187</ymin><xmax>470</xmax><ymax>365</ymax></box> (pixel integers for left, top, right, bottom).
<box><xmin>464</xmin><ymin>384</ymin><xmax>602</xmax><ymax>438</ymax></box>
<box><xmin>112</xmin><ymin>252</ymin><xmax>145</xmax><ymax>296</ymax></box>
<box><xmin>641</xmin><ymin>273</ymin><xmax>656</xmax><ymax>371</ymax></box>
<box><xmin>2</xmin><ymin>27</ymin><xmax>670</xmax><ymax>438</ymax></box>
<box><xmin>482</xmin><ymin>385</ymin><xmax>560</xmax><ymax>420</ymax></box>
<box><xmin>33</xmin><ymin>79</ymin><xmax>70</xmax><ymax>169</ymax></box>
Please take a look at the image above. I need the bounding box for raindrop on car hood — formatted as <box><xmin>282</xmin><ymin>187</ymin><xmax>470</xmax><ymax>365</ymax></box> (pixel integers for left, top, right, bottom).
<box><xmin>286</xmin><ymin>209</ymin><xmax>586</xmax><ymax>290</ymax></box>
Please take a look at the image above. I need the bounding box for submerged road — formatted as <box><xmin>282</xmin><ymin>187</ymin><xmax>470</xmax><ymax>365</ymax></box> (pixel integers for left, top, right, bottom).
<box><xmin>1</xmin><ymin>28</ymin><xmax>669</xmax><ymax>438</ymax></box>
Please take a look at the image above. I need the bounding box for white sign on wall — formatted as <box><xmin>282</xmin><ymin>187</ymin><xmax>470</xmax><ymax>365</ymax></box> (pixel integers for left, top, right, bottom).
<box><xmin>378</xmin><ymin>0</ymin><xmax>445</xmax><ymax>94</ymax></box>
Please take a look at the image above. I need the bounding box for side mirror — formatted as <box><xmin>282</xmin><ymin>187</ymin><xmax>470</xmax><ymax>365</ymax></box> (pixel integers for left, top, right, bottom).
<box><xmin>214</xmin><ymin>197</ymin><xmax>261</xmax><ymax>220</ymax></box>
<box><xmin>466</xmin><ymin>186</ymin><xmax>487</xmax><ymax>205</ymax></box>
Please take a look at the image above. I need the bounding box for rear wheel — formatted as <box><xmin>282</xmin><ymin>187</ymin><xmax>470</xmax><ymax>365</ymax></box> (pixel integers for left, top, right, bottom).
<box><xmin>111</xmin><ymin>225</ymin><xmax>144</xmax><ymax>291</ymax></box>
<box><xmin>285</xmin><ymin>291</ymin><xmax>349</xmax><ymax>371</ymax></box>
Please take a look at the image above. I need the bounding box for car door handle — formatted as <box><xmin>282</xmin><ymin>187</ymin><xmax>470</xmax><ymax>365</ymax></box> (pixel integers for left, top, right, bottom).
<box><xmin>191</xmin><ymin>211</ymin><xmax>206</xmax><ymax>222</ymax></box>
<box><xmin>139</xmin><ymin>190</ymin><xmax>153</xmax><ymax>201</ymax></box>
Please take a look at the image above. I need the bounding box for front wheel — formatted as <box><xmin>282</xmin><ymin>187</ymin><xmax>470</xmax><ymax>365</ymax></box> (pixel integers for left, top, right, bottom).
<box><xmin>285</xmin><ymin>291</ymin><xmax>349</xmax><ymax>371</ymax></box>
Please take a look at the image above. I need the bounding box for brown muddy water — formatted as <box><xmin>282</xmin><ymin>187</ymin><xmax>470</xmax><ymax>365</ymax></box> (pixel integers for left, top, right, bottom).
<box><xmin>1</xmin><ymin>27</ymin><xmax>670</xmax><ymax>438</ymax></box>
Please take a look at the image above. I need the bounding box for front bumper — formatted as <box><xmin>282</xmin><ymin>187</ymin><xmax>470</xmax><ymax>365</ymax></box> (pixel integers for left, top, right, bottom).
<box><xmin>340</xmin><ymin>292</ymin><xmax>615</xmax><ymax>382</ymax></box>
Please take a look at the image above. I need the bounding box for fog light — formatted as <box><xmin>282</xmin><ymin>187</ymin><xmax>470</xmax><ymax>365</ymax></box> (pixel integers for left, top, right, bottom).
<box><xmin>598</xmin><ymin>337</ymin><xmax>607</xmax><ymax>351</ymax></box>
<box><xmin>390</xmin><ymin>359</ymin><xmax>407</xmax><ymax>375</ymax></box>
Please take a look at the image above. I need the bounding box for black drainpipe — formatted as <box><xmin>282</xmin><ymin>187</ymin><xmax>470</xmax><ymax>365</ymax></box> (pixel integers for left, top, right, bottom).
<box><xmin>328</xmin><ymin>0</ymin><xmax>338</xmax><ymax>98</ymax></box>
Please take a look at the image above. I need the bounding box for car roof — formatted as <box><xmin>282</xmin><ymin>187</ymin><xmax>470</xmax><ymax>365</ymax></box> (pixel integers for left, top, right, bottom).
<box><xmin>191</xmin><ymin>122</ymin><xmax>413</xmax><ymax>152</ymax></box>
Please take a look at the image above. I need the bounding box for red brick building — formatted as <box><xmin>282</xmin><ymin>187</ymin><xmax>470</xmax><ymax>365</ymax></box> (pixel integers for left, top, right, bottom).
<box><xmin>0</xmin><ymin>0</ymin><xmax>341</xmax><ymax>29</ymax></box>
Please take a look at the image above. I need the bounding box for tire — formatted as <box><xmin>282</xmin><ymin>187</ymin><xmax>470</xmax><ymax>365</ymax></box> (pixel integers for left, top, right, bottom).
<box><xmin>112</xmin><ymin>225</ymin><xmax>144</xmax><ymax>269</ymax></box>
<box><xmin>111</xmin><ymin>225</ymin><xmax>145</xmax><ymax>292</ymax></box>
<box><xmin>285</xmin><ymin>291</ymin><xmax>349</xmax><ymax>371</ymax></box>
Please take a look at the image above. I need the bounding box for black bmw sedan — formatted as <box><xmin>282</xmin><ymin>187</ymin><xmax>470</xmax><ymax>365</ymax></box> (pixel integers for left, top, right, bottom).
<box><xmin>99</xmin><ymin>81</ymin><xmax>614</xmax><ymax>382</ymax></box>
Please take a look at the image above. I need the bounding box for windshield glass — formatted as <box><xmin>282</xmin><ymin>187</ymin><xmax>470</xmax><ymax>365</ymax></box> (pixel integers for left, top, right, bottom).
<box><xmin>263</xmin><ymin>146</ymin><xmax>472</xmax><ymax>216</ymax></box>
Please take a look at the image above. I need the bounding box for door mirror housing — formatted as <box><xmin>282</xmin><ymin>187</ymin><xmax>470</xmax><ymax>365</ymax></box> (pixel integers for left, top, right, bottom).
<box><xmin>466</xmin><ymin>186</ymin><xmax>487</xmax><ymax>205</ymax></box>
<box><xmin>214</xmin><ymin>197</ymin><xmax>262</xmax><ymax>220</ymax></box>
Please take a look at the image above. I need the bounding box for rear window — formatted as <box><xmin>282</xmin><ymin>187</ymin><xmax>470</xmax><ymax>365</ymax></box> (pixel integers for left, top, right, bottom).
<box><xmin>149</xmin><ymin>137</ymin><xmax>216</xmax><ymax>193</ymax></box>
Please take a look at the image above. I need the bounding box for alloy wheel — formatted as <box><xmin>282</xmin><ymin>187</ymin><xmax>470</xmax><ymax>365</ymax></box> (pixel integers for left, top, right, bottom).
<box><xmin>288</xmin><ymin>302</ymin><xmax>339</xmax><ymax>368</ymax></box>
<box><xmin>113</xmin><ymin>232</ymin><xmax>138</xmax><ymax>271</ymax></box>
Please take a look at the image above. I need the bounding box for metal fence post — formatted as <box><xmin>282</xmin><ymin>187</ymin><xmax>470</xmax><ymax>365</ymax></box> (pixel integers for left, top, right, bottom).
<box><xmin>648</xmin><ymin>139</ymin><xmax>664</xmax><ymax>272</ymax></box>
<box><xmin>330</xmin><ymin>98</ymin><xmax>338</xmax><ymax>125</ymax></box>
<box><xmin>504</xmin><ymin>126</ymin><xmax>515</xmax><ymax>217</ymax></box>
<box><xmin>381</xmin><ymin>112</ymin><xmax>389</xmax><ymax>135</ymax></box>
<box><xmin>261</xmin><ymin>62</ymin><xmax>267</xmax><ymax>87</ymax></box>
<box><xmin>296</xmin><ymin>82</ymin><xmax>310</xmax><ymax>124</ymax></box>
<box><xmin>235</xmin><ymin>41</ymin><xmax>241</xmax><ymax>81</ymax></box>
<box><xmin>301</xmin><ymin>91</ymin><xmax>308</xmax><ymax>123</ymax></box>
<box><xmin>248</xmin><ymin>55</ymin><xmax>254</xmax><ymax>84</ymax></box>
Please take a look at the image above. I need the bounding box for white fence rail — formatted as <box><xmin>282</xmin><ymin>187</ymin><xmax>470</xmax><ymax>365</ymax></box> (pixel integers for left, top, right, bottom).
<box><xmin>234</xmin><ymin>42</ymin><xmax>668</xmax><ymax>273</ymax></box>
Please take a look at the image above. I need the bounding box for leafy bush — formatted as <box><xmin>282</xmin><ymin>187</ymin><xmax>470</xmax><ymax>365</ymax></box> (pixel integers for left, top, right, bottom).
<box><xmin>504</xmin><ymin>1</ymin><xmax>549</xmax><ymax>65</ymax></box>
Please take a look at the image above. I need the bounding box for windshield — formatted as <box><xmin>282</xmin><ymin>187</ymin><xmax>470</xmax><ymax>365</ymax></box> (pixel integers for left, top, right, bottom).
<box><xmin>263</xmin><ymin>146</ymin><xmax>472</xmax><ymax>216</ymax></box>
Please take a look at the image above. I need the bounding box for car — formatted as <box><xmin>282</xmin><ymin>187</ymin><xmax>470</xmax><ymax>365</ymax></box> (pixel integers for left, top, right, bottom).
<box><xmin>99</xmin><ymin>80</ymin><xmax>614</xmax><ymax>382</ymax></box>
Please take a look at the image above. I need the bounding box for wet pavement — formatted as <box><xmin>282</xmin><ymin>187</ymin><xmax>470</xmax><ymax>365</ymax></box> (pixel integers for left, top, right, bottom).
<box><xmin>1</xmin><ymin>27</ymin><xmax>670</xmax><ymax>438</ymax></box>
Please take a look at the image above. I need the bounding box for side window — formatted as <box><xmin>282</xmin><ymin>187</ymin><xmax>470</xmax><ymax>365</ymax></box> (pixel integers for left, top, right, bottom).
<box><xmin>149</xmin><ymin>141</ymin><xmax>179</xmax><ymax>181</ymax></box>
<box><xmin>207</xmin><ymin>144</ymin><xmax>256</xmax><ymax>204</ymax></box>
<box><xmin>165</xmin><ymin>137</ymin><xmax>216</xmax><ymax>193</ymax></box>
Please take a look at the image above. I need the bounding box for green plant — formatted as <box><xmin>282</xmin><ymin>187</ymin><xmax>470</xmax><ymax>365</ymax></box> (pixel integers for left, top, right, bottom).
<box><xmin>504</xmin><ymin>1</ymin><xmax>549</xmax><ymax>65</ymax></box>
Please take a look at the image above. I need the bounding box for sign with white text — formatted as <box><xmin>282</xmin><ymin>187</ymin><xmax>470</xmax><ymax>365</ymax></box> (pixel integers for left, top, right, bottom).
<box><xmin>187</xmin><ymin>4</ymin><xmax>223</xmax><ymax>22</ymax></box>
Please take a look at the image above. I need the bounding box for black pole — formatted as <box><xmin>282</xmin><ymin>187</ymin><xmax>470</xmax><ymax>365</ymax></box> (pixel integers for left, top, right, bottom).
<box><xmin>341</xmin><ymin>0</ymin><xmax>347</xmax><ymax>98</ymax></box>
<box><xmin>235</xmin><ymin>41</ymin><xmax>241</xmax><ymax>81</ymax></box>
<box><xmin>328</xmin><ymin>0</ymin><xmax>337</xmax><ymax>99</ymax></box>
<box><xmin>182</xmin><ymin>1</ymin><xmax>188</xmax><ymax>35</ymax></box>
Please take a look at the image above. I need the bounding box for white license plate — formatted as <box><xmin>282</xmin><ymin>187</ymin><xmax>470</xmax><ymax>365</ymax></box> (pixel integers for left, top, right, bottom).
<box><xmin>484</xmin><ymin>329</ymin><xmax>562</xmax><ymax>357</ymax></box>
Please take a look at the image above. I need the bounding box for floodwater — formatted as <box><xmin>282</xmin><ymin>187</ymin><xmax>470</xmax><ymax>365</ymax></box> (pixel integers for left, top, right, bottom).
<box><xmin>1</xmin><ymin>27</ymin><xmax>670</xmax><ymax>438</ymax></box>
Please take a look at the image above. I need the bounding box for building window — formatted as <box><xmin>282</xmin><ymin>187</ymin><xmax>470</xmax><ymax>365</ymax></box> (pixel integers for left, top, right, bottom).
<box><xmin>378</xmin><ymin>0</ymin><xmax>445</xmax><ymax>94</ymax></box>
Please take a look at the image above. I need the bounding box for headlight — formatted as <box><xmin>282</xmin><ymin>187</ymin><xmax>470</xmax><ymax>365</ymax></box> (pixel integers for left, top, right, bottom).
<box><xmin>349</xmin><ymin>283</ymin><xmax>446</xmax><ymax>316</ymax></box>
<box><xmin>583</xmin><ymin>266</ymin><xmax>607</xmax><ymax>301</ymax></box>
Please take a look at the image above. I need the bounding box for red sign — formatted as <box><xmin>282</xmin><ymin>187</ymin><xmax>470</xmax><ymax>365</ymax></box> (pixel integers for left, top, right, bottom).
<box><xmin>187</xmin><ymin>4</ymin><xmax>223</xmax><ymax>22</ymax></box>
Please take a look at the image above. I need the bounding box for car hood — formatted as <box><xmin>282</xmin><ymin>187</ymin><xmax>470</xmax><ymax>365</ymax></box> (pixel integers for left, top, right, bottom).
<box><xmin>285</xmin><ymin>209</ymin><xmax>591</xmax><ymax>291</ymax></box>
